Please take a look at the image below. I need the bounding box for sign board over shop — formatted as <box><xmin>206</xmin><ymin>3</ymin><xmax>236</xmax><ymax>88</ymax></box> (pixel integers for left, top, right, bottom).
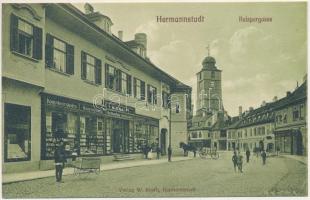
<box><xmin>43</xmin><ymin>94</ymin><xmax>135</xmax><ymax>115</ymax></box>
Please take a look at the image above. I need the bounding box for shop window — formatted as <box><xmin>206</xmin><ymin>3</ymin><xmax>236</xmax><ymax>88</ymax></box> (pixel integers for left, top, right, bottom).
<box><xmin>81</xmin><ymin>52</ymin><xmax>102</xmax><ymax>84</ymax></box>
<box><xmin>147</xmin><ymin>84</ymin><xmax>157</xmax><ymax>105</ymax></box>
<box><xmin>45</xmin><ymin>34</ymin><xmax>74</xmax><ymax>74</ymax></box>
<box><xmin>80</xmin><ymin>115</ymin><xmax>98</xmax><ymax>155</ymax></box>
<box><xmin>134</xmin><ymin>121</ymin><xmax>148</xmax><ymax>152</ymax></box>
<box><xmin>4</xmin><ymin>103</ymin><xmax>31</xmax><ymax>162</ymax></box>
<box><xmin>10</xmin><ymin>14</ymin><xmax>42</xmax><ymax>60</ymax></box>
<box><xmin>134</xmin><ymin>78</ymin><xmax>145</xmax><ymax>100</ymax></box>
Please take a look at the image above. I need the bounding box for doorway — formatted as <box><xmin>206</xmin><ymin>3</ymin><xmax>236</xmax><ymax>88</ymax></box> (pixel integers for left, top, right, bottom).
<box><xmin>112</xmin><ymin>119</ymin><xmax>129</xmax><ymax>153</ymax></box>
<box><xmin>160</xmin><ymin>129</ymin><xmax>167</xmax><ymax>155</ymax></box>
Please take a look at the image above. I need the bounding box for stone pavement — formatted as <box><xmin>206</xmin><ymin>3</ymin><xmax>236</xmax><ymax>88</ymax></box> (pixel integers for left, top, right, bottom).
<box><xmin>279</xmin><ymin>154</ymin><xmax>307</xmax><ymax>165</ymax></box>
<box><xmin>3</xmin><ymin>156</ymin><xmax>192</xmax><ymax>184</ymax></box>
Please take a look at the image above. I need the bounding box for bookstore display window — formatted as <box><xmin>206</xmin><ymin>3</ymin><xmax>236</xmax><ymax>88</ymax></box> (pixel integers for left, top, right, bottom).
<box><xmin>4</xmin><ymin>103</ymin><xmax>31</xmax><ymax>162</ymax></box>
<box><xmin>80</xmin><ymin>115</ymin><xmax>96</xmax><ymax>155</ymax></box>
<box><xmin>45</xmin><ymin>111</ymin><xmax>78</xmax><ymax>158</ymax></box>
<box><xmin>134</xmin><ymin>121</ymin><xmax>149</xmax><ymax>152</ymax></box>
<box><xmin>149</xmin><ymin>126</ymin><xmax>159</xmax><ymax>149</ymax></box>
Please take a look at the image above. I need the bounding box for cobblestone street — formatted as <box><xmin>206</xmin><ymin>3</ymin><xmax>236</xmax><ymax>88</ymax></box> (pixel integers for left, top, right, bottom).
<box><xmin>2</xmin><ymin>153</ymin><xmax>307</xmax><ymax>198</ymax></box>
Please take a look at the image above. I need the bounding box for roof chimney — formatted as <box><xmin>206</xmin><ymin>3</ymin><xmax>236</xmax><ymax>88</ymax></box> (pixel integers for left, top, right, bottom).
<box><xmin>261</xmin><ymin>100</ymin><xmax>266</xmax><ymax>107</ymax></box>
<box><xmin>118</xmin><ymin>31</ymin><xmax>123</xmax><ymax>41</ymax></box>
<box><xmin>273</xmin><ymin>96</ymin><xmax>278</xmax><ymax>102</ymax></box>
<box><xmin>286</xmin><ymin>91</ymin><xmax>291</xmax><ymax>96</ymax></box>
<box><xmin>135</xmin><ymin>33</ymin><xmax>147</xmax><ymax>57</ymax></box>
<box><xmin>84</xmin><ymin>3</ymin><xmax>94</xmax><ymax>14</ymax></box>
<box><xmin>249</xmin><ymin>107</ymin><xmax>254</xmax><ymax>111</ymax></box>
<box><xmin>239</xmin><ymin>106</ymin><xmax>242</xmax><ymax>117</ymax></box>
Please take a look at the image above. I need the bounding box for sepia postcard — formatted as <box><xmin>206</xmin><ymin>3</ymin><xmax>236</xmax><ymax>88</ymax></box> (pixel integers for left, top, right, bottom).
<box><xmin>1</xmin><ymin>0</ymin><xmax>308</xmax><ymax>198</ymax></box>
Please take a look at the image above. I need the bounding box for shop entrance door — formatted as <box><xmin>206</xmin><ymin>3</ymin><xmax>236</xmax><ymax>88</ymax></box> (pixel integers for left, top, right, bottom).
<box><xmin>113</xmin><ymin>129</ymin><xmax>121</xmax><ymax>153</ymax></box>
<box><xmin>112</xmin><ymin>119</ymin><xmax>129</xmax><ymax>153</ymax></box>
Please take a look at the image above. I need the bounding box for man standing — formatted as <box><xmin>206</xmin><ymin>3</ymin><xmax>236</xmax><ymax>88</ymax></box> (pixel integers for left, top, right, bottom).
<box><xmin>168</xmin><ymin>146</ymin><xmax>172</xmax><ymax>162</ymax></box>
<box><xmin>54</xmin><ymin>140</ymin><xmax>66</xmax><ymax>183</ymax></box>
<box><xmin>232</xmin><ymin>151</ymin><xmax>238</xmax><ymax>172</ymax></box>
<box><xmin>156</xmin><ymin>146</ymin><xmax>161</xmax><ymax>160</ymax></box>
<box><xmin>261</xmin><ymin>150</ymin><xmax>267</xmax><ymax>165</ymax></box>
<box><xmin>246</xmin><ymin>149</ymin><xmax>251</xmax><ymax>163</ymax></box>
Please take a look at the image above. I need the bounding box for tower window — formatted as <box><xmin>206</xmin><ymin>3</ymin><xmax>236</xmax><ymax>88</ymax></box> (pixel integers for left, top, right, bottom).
<box><xmin>199</xmin><ymin>72</ymin><xmax>202</xmax><ymax>80</ymax></box>
<box><xmin>211</xmin><ymin>71</ymin><xmax>215</xmax><ymax>78</ymax></box>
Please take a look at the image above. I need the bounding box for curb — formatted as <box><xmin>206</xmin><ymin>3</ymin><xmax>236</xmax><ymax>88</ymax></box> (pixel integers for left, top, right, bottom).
<box><xmin>3</xmin><ymin>157</ymin><xmax>193</xmax><ymax>184</ymax></box>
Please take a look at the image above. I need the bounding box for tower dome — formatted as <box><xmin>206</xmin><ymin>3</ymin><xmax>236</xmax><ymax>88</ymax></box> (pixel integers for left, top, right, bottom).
<box><xmin>202</xmin><ymin>56</ymin><xmax>216</xmax><ymax>69</ymax></box>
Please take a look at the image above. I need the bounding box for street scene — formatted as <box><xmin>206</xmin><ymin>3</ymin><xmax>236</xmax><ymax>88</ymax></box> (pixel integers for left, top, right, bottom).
<box><xmin>2</xmin><ymin>1</ymin><xmax>307</xmax><ymax>198</ymax></box>
<box><xmin>3</xmin><ymin>153</ymin><xmax>307</xmax><ymax>198</ymax></box>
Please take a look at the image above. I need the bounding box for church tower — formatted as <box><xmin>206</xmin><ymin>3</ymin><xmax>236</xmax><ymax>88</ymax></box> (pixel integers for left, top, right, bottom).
<box><xmin>196</xmin><ymin>51</ymin><xmax>223</xmax><ymax>117</ymax></box>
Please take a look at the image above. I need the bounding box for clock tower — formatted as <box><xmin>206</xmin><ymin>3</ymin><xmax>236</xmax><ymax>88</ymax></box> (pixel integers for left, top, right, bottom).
<box><xmin>196</xmin><ymin>53</ymin><xmax>223</xmax><ymax>116</ymax></box>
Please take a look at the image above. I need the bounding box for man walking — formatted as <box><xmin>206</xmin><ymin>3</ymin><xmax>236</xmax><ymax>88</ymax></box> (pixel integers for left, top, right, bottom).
<box><xmin>261</xmin><ymin>150</ymin><xmax>267</xmax><ymax>165</ymax></box>
<box><xmin>246</xmin><ymin>149</ymin><xmax>251</xmax><ymax>163</ymax></box>
<box><xmin>156</xmin><ymin>146</ymin><xmax>161</xmax><ymax>160</ymax></box>
<box><xmin>232</xmin><ymin>151</ymin><xmax>238</xmax><ymax>172</ymax></box>
<box><xmin>168</xmin><ymin>146</ymin><xmax>172</xmax><ymax>162</ymax></box>
<box><xmin>237</xmin><ymin>151</ymin><xmax>243</xmax><ymax>173</ymax></box>
<box><xmin>54</xmin><ymin>140</ymin><xmax>66</xmax><ymax>183</ymax></box>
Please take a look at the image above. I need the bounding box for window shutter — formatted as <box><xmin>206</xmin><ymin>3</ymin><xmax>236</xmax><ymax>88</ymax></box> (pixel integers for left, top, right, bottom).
<box><xmin>154</xmin><ymin>87</ymin><xmax>157</xmax><ymax>104</ymax></box>
<box><xmin>133</xmin><ymin>78</ymin><xmax>137</xmax><ymax>97</ymax></box>
<box><xmin>127</xmin><ymin>75</ymin><xmax>132</xmax><ymax>95</ymax></box>
<box><xmin>95</xmin><ymin>58</ymin><xmax>102</xmax><ymax>84</ymax></box>
<box><xmin>81</xmin><ymin>51</ymin><xmax>87</xmax><ymax>80</ymax></box>
<box><xmin>147</xmin><ymin>84</ymin><xmax>151</xmax><ymax>103</ymax></box>
<box><xmin>141</xmin><ymin>81</ymin><xmax>145</xmax><ymax>100</ymax></box>
<box><xmin>45</xmin><ymin>34</ymin><xmax>54</xmax><ymax>68</ymax></box>
<box><xmin>116</xmin><ymin>69</ymin><xmax>121</xmax><ymax>92</ymax></box>
<box><xmin>105</xmin><ymin>64</ymin><xmax>109</xmax><ymax>87</ymax></box>
<box><xmin>10</xmin><ymin>14</ymin><xmax>19</xmax><ymax>52</ymax></box>
<box><xmin>32</xmin><ymin>26</ymin><xmax>42</xmax><ymax>60</ymax></box>
<box><xmin>66</xmin><ymin>44</ymin><xmax>74</xmax><ymax>75</ymax></box>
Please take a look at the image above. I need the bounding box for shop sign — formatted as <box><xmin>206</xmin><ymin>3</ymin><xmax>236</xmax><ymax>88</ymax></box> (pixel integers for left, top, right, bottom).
<box><xmin>46</xmin><ymin>95</ymin><xmax>79</xmax><ymax>110</ymax></box>
<box><xmin>104</xmin><ymin>100</ymin><xmax>135</xmax><ymax>114</ymax></box>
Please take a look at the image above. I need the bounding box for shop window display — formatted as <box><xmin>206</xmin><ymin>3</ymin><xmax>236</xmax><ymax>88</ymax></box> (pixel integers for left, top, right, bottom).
<box><xmin>4</xmin><ymin>104</ymin><xmax>31</xmax><ymax>162</ymax></box>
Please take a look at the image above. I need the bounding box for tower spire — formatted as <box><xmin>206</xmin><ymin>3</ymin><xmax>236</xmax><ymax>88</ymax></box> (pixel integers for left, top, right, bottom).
<box><xmin>206</xmin><ymin>44</ymin><xmax>210</xmax><ymax>56</ymax></box>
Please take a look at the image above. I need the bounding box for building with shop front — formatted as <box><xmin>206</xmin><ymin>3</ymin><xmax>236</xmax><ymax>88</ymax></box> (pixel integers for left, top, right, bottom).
<box><xmin>274</xmin><ymin>81</ymin><xmax>307</xmax><ymax>155</ymax></box>
<box><xmin>226</xmin><ymin>79</ymin><xmax>307</xmax><ymax>155</ymax></box>
<box><xmin>2</xmin><ymin>3</ymin><xmax>192</xmax><ymax>173</ymax></box>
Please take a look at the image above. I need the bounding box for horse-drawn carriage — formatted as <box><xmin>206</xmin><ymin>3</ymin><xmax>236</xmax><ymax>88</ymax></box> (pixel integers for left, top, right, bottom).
<box><xmin>198</xmin><ymin>147</ymin><xmax>219</xmax><ymax>159</ymax></box>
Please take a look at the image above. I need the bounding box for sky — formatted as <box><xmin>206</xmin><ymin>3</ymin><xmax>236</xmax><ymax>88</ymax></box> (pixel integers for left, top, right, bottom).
<box><xmin>74</xmin><ymin>2</ymin><xmax>307</xmax><ymax>116</ymax></box>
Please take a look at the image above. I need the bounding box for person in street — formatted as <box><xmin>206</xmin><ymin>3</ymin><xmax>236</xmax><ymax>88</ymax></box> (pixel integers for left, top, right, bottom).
<box><xmin>54</xmin><ymin>140</ymin><xmax>67</xmax><ymax>183</ymax></box>
<box><xmin>156</xmin><ymin>146</ymin><xmax>161</xmax><ymax>160</ymax></box>
<box><xmin>168</xmin><ymin>146</ymin><xmax>172</xmax><ymax>162</ymax></box>
<box><xmin>232</xmin><ymin>151</ymin><xmax>238</xmax><ymax>172</ymax></box>
<box><xmin>276</xmin><ymin>146</ymin><xmax>280</xmax><ymax>156</ymax></box>
<box><xmin>246</xmin><ymin>149</ymin><xmax>251</xmax><ymax>163</ymax></box>
<box><xmin>193</xmin><ymin>146</ymin><xmax>197</xmax><ymax>158</ymax></box>
<box><xmin>261</xmin><ymin>150</ymin><xmax>267</xmax><ymax>165</ymax></box>
<box><xmin>237</xmin><ymin>151</ymin><xmax>243</xmax><ymax>173</ymax></box>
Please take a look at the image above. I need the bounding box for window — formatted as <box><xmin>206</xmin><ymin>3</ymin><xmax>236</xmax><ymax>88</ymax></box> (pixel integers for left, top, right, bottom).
<box><xmin>120</xmin><ymin>72</ymin><xmax>132</xmax><ymax>95</ymax></box>
<box><xmin>192</xmin><ymin>132</ymin><xmax>197</xmax><ymax>138</ymax></box>
<box><xmin>293</xmin><ymin>107</ymin><xmax>299</xmax><ymax>121</ymax></box>
<box><xmin>105</xmin><ymin>64</ymin><xmax>121</xmax><ymax>91</ymax></box>
<box><xmin>198</xmin><ymin>132</ymin><xmax>202</xmax><ymax>138</ymax></box>
<box><xmin>300</xmin><ymin>104</ymin><xmax>305</xmax><ymax>120</ymax></box>
<box><xmin>211</xmin><ymin>71</ymin><xmax>215</xmax><ymax>78</ymax></box>
<box><xmin>134</xmin><ymin>78</ymin><xmax>145</xmax><ymax>100</ymax></box>
<box><xmin>162</xmin><ymin>91</ymin><xmax>169</xmax><ymax>109</ymax></box>
<box><xmin>81</xmin><ymin>52</ymin><xmax>101</xmax><ymax>84</ymax></box>
<box><xmin>199</xmin><ymin>72</ymin><xmax>202</xmax><ymax>80</ymax></box>
<box><xmin>45</xmin><ymin>34</ymin><xmax>74</xmax><ymax>75</ymax></box>
<box><xmin>176</xmin><ymin>102</ymin><xmax>180</xmax><ymax>113</ymax></box>
<box><xmin>147</xmin><ymin>84</ymin><xmax>157</xmax><ymax>104</ymax></box>
<box><xmin>4</xmin><ymin>104</ymin><xmax>31</xmax><ymax>162</ymax></box>
<box><xmin>10</xmin><ymin>14</ymin><xmax>42</xmax><ymax>60</ymax></box>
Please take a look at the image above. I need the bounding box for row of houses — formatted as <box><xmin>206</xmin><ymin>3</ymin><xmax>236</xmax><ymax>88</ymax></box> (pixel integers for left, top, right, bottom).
<box><xmin>188</xmin><ymin>43</ymin><xmax>306</xmax><ymax>156</ymax></box>
<box><xmin>2</xmin><ymin>3</ymin><xmax>192</xmax><ymax>173</ymax></box>
<box><xmin>189</xmin><ymin>62</ymin><xmax>307</xmax><ymax>155</ymax></box>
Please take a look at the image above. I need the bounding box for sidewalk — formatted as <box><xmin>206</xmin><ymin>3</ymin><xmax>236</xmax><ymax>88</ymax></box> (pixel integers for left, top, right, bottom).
<box><xmin>280</xmin><ymin>154</ymin><xmax>307</xmax><ymax>165</ymax></box>
<box><xmin>3</xmin><ymin>156</ymin><xmax>192</xmax><ymax>184</ymax></box>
